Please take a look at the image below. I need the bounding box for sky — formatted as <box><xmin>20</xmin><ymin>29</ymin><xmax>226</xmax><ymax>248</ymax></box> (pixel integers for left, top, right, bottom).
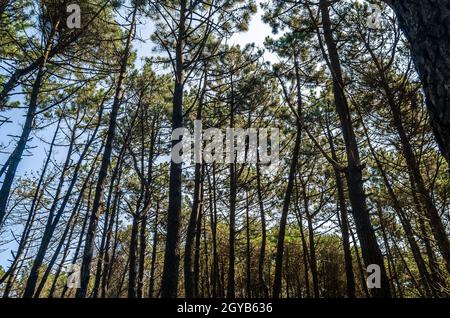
<box><xmin>0</xmin><ymin>1</ymin><xmax>278</xmax><ymax>268</ymax></box>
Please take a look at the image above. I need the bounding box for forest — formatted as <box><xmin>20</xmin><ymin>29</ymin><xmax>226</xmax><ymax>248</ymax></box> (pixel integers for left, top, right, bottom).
<box><xmin>0</xmin><ymin>0</ymin><xmax>449</xmax><ymax>299</ymax></box>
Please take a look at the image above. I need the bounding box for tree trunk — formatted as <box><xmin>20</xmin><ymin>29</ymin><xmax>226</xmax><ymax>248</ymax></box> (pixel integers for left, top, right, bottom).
<box><xmin>319</xmin><ymin>0</ymin><xmax>391</xmax><ymax>298</ymax></box>
<box><xmin>294</xmin><ymin>194</ymin><xmax>311</xmax><ymax>298</ymax></box>
<box><xmin>245</xmin><ymin>191</ymin><xmax>252</xmax><ymax>298</ymax></box>
<box><xmin>272</xmin><ymin>100</ymin><xmax>302</xmax><ymax>298</ymax></box>
<box><xmin>128</xmin><ymin>214</ymin><xmax>140</xmax><ymax>298</ymax></box>
<box><xmin>272</xmin><ymin>52</ymin><xmax>304</xmax><ymax>298</ymax></box>
<box><xmin>184</xmin><ymin>68</ymin><xmax>207</xmax><ymax>298</ymax></box>
<box><xmin>148</xmin><ymin>199</ymin><xmax>160</xmax><ymax>298</ymax></box>
<box><xmin>0</xmin><ymin>24</ymin><xmax>56</xmax><ymax>226</ymax></box>
<box><xmin>207</xmin><ymin>163</ymin><xmax>220</xmax><ymax>298</ymax></box>
<box><xmin>299</xmin><ymin>180</ymin><xmax>320</xmax><ymax>298</ymax></box>
<box><xmin>358</xmin><ymin>107</ymin><xmax>435</xmax><ymax>297</ymax></box>
<box><xmin>0</xmin><ymin>119</ymin><xmax>60</xmax><ymax>287</ymax></box>
<box><xmin>61</xmin><ymin>179</ymin><xmax>95</xmax><ymax>298</ymax></box>
<box><xmin>23</xmin><ymin>110</ymin><xmax>81</xmax><ymax>298</ymax></box>
<box><xmin>256</xmin><ymin>144</ymin><xmax>269</xmax><ymax>298</ymax></box>
<box><xmin>384</xmin><ymin>0</ymin><xmax>450</xmax><ymax>166</ymax></box>
<box><xmin>227</xmin><ymin>74</ymin><xmax>237</xmax><ymax>299</ymax></box>
<box><xmin>193</xmin><ymin>184</ymin><xmax>204</xmax><ymax>297</ymax></box>
<box><xmin>137</xmin><ymin>215</ymin><xmax>147</xmax><ymax>298</ymax></box>
<box><xmin>161</xmin><ymin>0</ymin><xmax>187</xmax><ymax>298</ymax></box>
<box><xmin>325</xmin><ymin>124</ymin><xmax>356</xmax><ymax>298</ymax></box>
<box><xmin>76</xmin><ymin>6</ymin><xmax>137</xmax><ymax>298</ymax></box>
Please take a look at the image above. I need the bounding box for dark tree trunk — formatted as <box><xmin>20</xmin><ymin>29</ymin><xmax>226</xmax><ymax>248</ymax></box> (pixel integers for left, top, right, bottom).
<box><xmin>128</xmin><ymin>214</ymin><xmax>140</xmax><ymax>298</ymax></box>
<box><xmin>384</xmin><ymin>0</ymin><xmax>450</xmax><ymax>167</ymax></box>
<box><xmin>99</xmin><ymin>123</ymin><xmax>136</xmax><ymax>297</ymax></box>
<box><xmin>349</xmin><ymin>226</ymin><xmax>370</xmax><ymax>298</ymax></box>
<box><xmin>0</xmin><ymin>26</ymin><xmax>55</xmax><ymax>226</ymax></box>
<box><xmin>193</xmin><ymin>183</ymin><xmax>204</xmax><ymax>297</ymax></box>
<box><xmin>0</xmin><ymin>119</ymin><xmax>60</xmax><ymax>287</ymax></box>
<box><xmin>137</xmin><ymin>215</ymin><xmax>147</xmax><ymax>298</ymax></box>
<box><xmin>319</xmin><ymin>0</ymin><xmax>391</xmax><ymax>298</ymax></box>
<box><xmin>76</xmin><ymin>6</ymin><xmax>137</xmax><ymax>298</ymax></box>
<box><xmin>358</xmin><ymin>107</ymin><xmax>436</xmax><ymax>297</ymax></box>
<box><xmin>47</xmin><ymin>202</ymin><xmax>81</xmax><ymax>298</ymax></box>
<box><xmin>161</xmin><ymin>0</ymin><xmax>187</xmax><ymax>298</ymax></box>
<box><xmin>299</xmin><ymin>180</ymin><xmax>320</xmax><ymax>298</ymax></box>
<box><xmin>325</xmin><ymin>121</ymin><xmax>356</xmax><ymax>298</ymax></box>
<box><xmin>245</xmin><ymin>191</ymin><xmax>251</xmax><ymax>298</ymax></box>
<box><xmin>207</xmin><ymin>164</ymin><xmax>220</xmax><ymax>298</ymax></box>
<box><xmin>91</xmin><ymin>156</ymin><xmax>123</xmax><ymax>299</ymax></box>
<box><xmin>23</xmin><ymin>110</ymin><xmax>81</xmax><ymax>298</ymax></box>
<box><xmin>61</xmin><ymin>179</ymin><xmax>95</xmax><ymax>298</ymax></box>
<box><xmin>256</xmin><ymin>145</ymin><xmax>269</xmax><ymax>298</ymax></box>
<box><xmin>148</xmin><ymin>200</ymin><xmax>160</xmax><ymax>298</ymax></box>
<box><xmin>294</xmin><ymin>193</ymin><xmax>311</xmax><ymax>298</ymax></box>
<box><xmin>100</xmin><ymin>183</ymin><xmax>122</xmax><ymax>298</ymax></box>
<box><xmin>184</xmin><ymin>69</ymin><xmax>207</xmax><ymax>298</ymax></box>
<box><xmin>272</xmin><ymin>54</ymin><xmax>303</xmax><ymax>298</ymax></box>
<box><xmin>227</xmin><ymin>75</ymin><xmax>237</xmax><ymax>299</ymax></box>
<box><xmin>272</xmin><ymin>105</ymin><xmax>302</xmax><ymax>298</ymax></box>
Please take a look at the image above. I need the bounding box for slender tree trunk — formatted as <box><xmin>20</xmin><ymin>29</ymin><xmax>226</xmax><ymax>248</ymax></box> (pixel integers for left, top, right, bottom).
<box><xmin>375</xmin><ymin>204</ymin><xmax>400</xmax><ymax>298</ymax></box>
<box><xmin>300</xmin><ymin>182</ymin><xmax>320</xmax><ymax>298</ymax></box>
<box><xmin>202</xmin><ymin>214</ymin><xmax>210</xmax><ymax>298</ymax></box>
<box><xmin>105</xmin><ymin>198</ymin><xmax>122</xmax><ymax>297</ymax></box>
<box><xmin>23</xmin><ymin>110</ymin><xmax>81</xmax><ymax>298</ymax></box>
<box><xmin>128</xmin><ymin>214</ymin><xmax>140</xmax><ymax>298</ymax></box>
<box><xmin>294</xmin><ymin>193</ymin><xmax>311</xmax><ymax>298</ymax></box>
<box><xmin>161</xmin><ymin>0</ymin><xmax>187</xmax><ymax>298</ymax></box>
<box><xmin>137</xmin><ymin>215</ymin><xmax>147</xmax><ymax>298</ymax></box>
<box><xmin>0</xmin><ymin>120</ymin><xmax>60</xmax><ymax>287</ymax></box>
<box><xmin>386</xmin><ymin>84</ymin><xmax>450</xmax><ymax>274</ymax></box>
<box><xmin>0</xmin><ymin>24</ymin><xmax>57</xmax><ymax>226</ymax></box>
<box><xmin>256</xmin><ymin>136</ymin><xmax>269</xmax><ymax>298</ymax></box>
<box><xmin>325</xmin><ymin>120</ymin><xmax>356</xmax><ymax>298</ymax></box>
<box><xmin>47</xmin><ymin>202</ymin><xmax>82</xmax><ymax>298</ymax></box>
<box><xmin>227</xmin><ymin>74</ymin><xmax>237</xmax><ymax>299</ymax></box>
<box><xmin>184</xmin><ymin>69</ymin><xmax>207</xmax><ymax>298</ymax></box>
<box><xmin>318</xmin><ymin>0</ymin><xmax>390</xmax><ymax>297</ymax></box>
<box><xmin>61</xmin><ymin>179</ymin><xmax>95</xmax><ymax>298</ymax></box>
<box><xmin>76</xmin><ymin>6</ymin><xmax>137</xmax><ymax>298</ymax></box>
<box><xmin>272</xmin><ymin>67</ymin><xmax>303</xmax><ymax>298</ymax></box>
<box><xmin>207</xmin><ymin>164</ymin><xmax>219</xmax><ymax>298</ymax></box>
<box><xmin>137</xmin><ymin>111</ymin><xmax>158</xmax><ymax>299</ymax></box>
<box><xmin>358</xmin><ymin>109</ymin><xmax>435</xmax><ymax>297</ymax></box>
<box><xmin>245</xmin><ymin>191</ymin><xmax>251</xmax><ymax>298</ymax></box>
<box><xmin>148</xmin><ymin>200</ymin><xmax>160</xmax><ymax>298</ymax></box>
<box><xmin>100</xmin><ymin>180</ymin><xmax>122</xmax><ymax>298</ymax></box>
<box><xmin>384</xmin><ymin>0</ymin><xmax>450</xmax><ymax>166</ymax></box>
<box><xmin>349</xmin><ymin>226</ymin><xmax>370</xmax><ymax>298</ymax></box>
<box><xmin>193</xmin><ymin>183</ymin><xmax>204</xmax><ymax>297</ymax></box>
